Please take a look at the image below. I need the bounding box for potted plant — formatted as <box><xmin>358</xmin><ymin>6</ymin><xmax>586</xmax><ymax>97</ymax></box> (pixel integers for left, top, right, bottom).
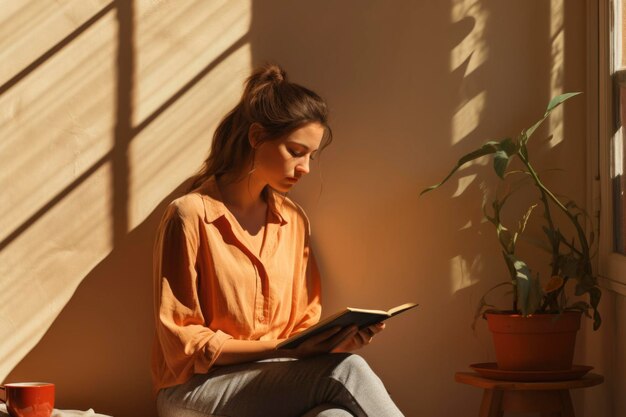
<box><xmin>421</xmin><ymin>93</ymin><xmax>601</xmax><ymax>372</ymax></box>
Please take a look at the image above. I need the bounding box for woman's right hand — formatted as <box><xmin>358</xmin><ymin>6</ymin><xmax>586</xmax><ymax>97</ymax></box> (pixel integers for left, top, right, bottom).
<box><xmin>285</xmin><ymin>326</ymin><xmax>359</xmax><ymax>359</ymax></box>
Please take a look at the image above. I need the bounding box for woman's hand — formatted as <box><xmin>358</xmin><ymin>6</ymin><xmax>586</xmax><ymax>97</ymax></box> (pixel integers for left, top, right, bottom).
<box><xmin>282</xmin><ymin>325</ymin><xmax>359</xmax><ymax>359</ymax></box>
<box><xmin>331</xmin><ymin>322</ymin><xmax>385</xmax><ymax>353</ymax></box>
<box><xmin>275</xmin><ymin>322</ymin><xmax>386</xmax><ymax>359</ymax></box>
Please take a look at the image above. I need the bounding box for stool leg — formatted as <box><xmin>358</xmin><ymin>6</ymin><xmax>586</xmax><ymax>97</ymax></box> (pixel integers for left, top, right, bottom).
<box><xmin>559</xmin><ymin>390</ymin><xmax>575</xmax><ymax>417</ymax></box>
<box><xmin>479</xmin><ymin>389</ymin><xmax>503</xmax><ymax>417</ymax></box>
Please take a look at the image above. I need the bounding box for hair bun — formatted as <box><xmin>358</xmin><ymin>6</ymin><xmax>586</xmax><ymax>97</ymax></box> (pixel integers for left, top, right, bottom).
<box><xmin>244</xmin><ymin>64</ymin><xmax>288</xmax><ymax>102</ymax></box>
<box><xmin>261</xmin><ymin>63</ymin><xmax>287</xmax><ymax>84</ymax></box>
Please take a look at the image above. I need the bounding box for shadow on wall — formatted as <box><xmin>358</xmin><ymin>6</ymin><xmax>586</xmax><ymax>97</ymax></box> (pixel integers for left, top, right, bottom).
<box><xmin>5</xmin><ymin>185</ymin><xmax>183</xmax><ymax>417</ymax></box>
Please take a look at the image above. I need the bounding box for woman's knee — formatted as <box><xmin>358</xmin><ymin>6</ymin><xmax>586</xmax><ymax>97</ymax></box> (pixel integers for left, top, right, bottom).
<box><xmin>333</xmin><ymin>353</ymin><xmax>374</xmax><ymax>376</ymax></box>
<box><xmin>329</xmin><ymin>353</ymin><xmax>380</xmax><ymax>384</ymax></box>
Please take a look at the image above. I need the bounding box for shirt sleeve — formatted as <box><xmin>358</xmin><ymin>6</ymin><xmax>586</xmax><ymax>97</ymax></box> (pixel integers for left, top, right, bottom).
<box><xmin>153</xmin><ymin>203</ymin><xmax>232</xmax><ymax>385</ymax></box>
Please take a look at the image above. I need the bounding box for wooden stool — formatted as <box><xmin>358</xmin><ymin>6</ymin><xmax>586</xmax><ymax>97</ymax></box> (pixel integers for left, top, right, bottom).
<box><xmin>455</xmin><ymin>371</ymin><xmax>603</xmax><ymax>417</ymax></box>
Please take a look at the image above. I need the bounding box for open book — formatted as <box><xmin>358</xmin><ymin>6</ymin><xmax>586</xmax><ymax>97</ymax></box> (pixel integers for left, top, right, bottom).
<box><xmin>277</xmin><ymin>302</ymin><xmax>418</xmax><ymax>349</ymax></box>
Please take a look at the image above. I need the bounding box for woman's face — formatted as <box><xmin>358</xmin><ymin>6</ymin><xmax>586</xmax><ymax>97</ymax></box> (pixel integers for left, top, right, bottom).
<box><xmin>252</xmin><ymin>122</ymin><xmax>325</xmax><ymax>193</ymax></box>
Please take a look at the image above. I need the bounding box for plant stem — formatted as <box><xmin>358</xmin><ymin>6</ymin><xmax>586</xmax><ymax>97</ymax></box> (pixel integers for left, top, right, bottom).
<box><xmin>517</xmin><ymin>152</ymin><xmax>593</xmax><ymax>312</ymax></box>
<box><xmin>518</xmin><ymin>153</ymin><xmax>590</xmax><ymax>268</ymax></box>
<box><xmin>517</xmin><ymin>153</ymin><xmax>560</xmax><ymax>273</ymax></box>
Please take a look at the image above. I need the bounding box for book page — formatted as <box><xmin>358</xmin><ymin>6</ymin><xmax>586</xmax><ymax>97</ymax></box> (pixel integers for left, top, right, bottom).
<box><xmin>388</xmin><ymin>302</ymin><xmax>419</xmax><ymax>316</ymax></box>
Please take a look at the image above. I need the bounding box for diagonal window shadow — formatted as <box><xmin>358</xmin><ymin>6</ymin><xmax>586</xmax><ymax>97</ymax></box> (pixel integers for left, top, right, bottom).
<box><xmin>0</xmin><ymin>2</ymin><xmax>116</xmax><ymax>97</ymax></box>
<box><xmin>132</xmin><ymin>33</ymin><xmax>249</xmax><ymax>137</ymax></box>
<box><xmin>2</xmin><ymin>3</ymin><xmax>249</xmax><ymax>251</ymax></box>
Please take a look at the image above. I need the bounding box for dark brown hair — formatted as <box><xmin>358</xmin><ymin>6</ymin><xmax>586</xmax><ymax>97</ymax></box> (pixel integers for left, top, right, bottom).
<box><xmin>188</xmin><ymin>64</ymin><xmax>332</xmax><ymax>191</ymax></box>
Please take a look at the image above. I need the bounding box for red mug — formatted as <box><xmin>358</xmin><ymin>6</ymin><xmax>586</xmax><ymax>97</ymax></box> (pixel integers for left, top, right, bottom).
<box><xmin>0</xmin><ymin>383</ymin><xmax>55</xmax><ymax>417</ymax></box>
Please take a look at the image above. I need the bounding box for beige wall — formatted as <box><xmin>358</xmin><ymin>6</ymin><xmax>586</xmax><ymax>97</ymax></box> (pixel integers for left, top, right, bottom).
<box><xmin>1</xmin><ymin>1</ymin><xmax>617</xmax><ymax>416</ymax></box>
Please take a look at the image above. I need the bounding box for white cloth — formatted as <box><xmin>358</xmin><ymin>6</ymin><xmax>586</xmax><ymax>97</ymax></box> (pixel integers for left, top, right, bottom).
<box><xmin>0</xmin><ymin>404</ymin><xmax>111</xmax><ymax>417</ymax></box>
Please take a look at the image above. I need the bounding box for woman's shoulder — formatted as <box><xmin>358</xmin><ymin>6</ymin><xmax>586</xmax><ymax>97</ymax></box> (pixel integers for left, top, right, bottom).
<box><xmin>164</xmin><ymin>192</ymin><xmax>206</xmax><ymax>222</ymax></box>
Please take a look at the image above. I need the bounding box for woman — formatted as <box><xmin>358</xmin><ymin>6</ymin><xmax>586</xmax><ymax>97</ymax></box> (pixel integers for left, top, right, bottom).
<box><xmin>152</xmin><ymin>64</ymin><xmax>404</xmax><ymax>417</ymax></box>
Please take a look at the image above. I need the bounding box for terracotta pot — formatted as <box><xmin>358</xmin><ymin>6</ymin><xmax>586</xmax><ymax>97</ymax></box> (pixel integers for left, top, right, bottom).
<box><xmin>486</xmin><ymin>311</ymin><xmax>581</xmax><ymax>371</ymax></box>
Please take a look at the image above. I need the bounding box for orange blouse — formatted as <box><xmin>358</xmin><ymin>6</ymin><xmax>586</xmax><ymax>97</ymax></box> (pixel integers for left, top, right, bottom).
<box><xmin>151</xmin><ymin>177</ymin><xmax>322</xmax><ymax>393</ymax></box>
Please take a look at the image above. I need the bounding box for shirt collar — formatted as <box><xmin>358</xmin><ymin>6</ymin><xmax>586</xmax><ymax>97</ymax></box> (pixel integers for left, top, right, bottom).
<box><xmin>199</xmin><ymin>177</ymin><xmax>227</xmax><ymax>223</ymax></box>
<box><xmin>199</xmin><ymin>176</ymin><xmax>288</xmax><ymax>226</ymax></box>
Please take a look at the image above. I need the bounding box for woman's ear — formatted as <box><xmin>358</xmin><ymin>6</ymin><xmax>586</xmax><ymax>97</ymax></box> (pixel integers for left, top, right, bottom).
<box><xmin>248</xmin><ymin>123</ymin><xmax>264</xmax><ymax>149</ymax></box>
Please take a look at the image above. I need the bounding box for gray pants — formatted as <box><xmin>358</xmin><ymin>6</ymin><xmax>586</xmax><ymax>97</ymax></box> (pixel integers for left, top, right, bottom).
<box><xmin>156</xmin><ymin>353</ymin><xmax>404</xmax><ymax>417</ymax></box>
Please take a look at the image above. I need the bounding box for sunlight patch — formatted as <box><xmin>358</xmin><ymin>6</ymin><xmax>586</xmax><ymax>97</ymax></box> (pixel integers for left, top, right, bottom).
<box><xmin>450</xmin><ymin>0</ymin><xmax>489</xmax><ymax>77</ymax></box>
<box><xmin>451</xmin><ymin>91</ymin><xmax>486</xmax><ymax>144</ymax></box>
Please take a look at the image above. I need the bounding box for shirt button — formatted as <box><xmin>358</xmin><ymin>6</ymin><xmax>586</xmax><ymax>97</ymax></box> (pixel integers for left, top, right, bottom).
<box><xmin>258</xmin><ymin>316</ymin><xmax>265</xmax><ymax>322</ymax></box>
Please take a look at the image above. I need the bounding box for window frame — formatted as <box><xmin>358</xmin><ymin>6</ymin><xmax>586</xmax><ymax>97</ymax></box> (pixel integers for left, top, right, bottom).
<box><xmin>595</xmin><ymin>0</ymin><xmax>626</xmax><ymax>295</ymax></box>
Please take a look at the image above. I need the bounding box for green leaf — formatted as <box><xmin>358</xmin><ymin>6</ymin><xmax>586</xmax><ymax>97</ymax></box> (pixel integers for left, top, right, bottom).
<box><xmin>500</xmin><ymin>137</ymin><xmax>518</xmax><ymax>156</ymax></box>
<box><xmin>545</xmin><ymin>92</ymin><xmax>582</xmax><ymax>116</ymax></box>
<box><xmin>420</xmin><ymin>141</ymin><xmax>500</xmax><ymax>196</ymax></box>
<box><xmin>589</xmin><ymin>286</ymin><xmax>602</xmax><ymax>330</ymax></box>
<box><xmin>524</xmin><ymin>93</ymin><xmax>582</xmax><ymax>142</ymax></box>
<box><xmin>589</xmin><ymin>286</ymin><xmax>601</xmax><ymax>306</ymax></box>
<box><xmin>575</xmin><ymin>274</ymin><xmax>598</xmax><ymax>296</ymax></box>
<box><xmin>518</xmin><ymin>203</ymin><xmax>537</xmax><ymax>236</ymax></box>
<box><xmin>593</xmin><ymin>310</ymin><xmax>602</xmax><ymax>330</ymax></box>
<box><xmin>495</xmin><ymin>138</ymin><xmax>518</xmax><ymax>176</ymax></box>
<box><xmin>493</xmin><ymin>150</ymin><xmax>509</xmax><ymax>178</ymax></box>
<box><xmin>506</xmin><ymin>254</ymin><xmax>533</xmax><ymax>315</ymax></box>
